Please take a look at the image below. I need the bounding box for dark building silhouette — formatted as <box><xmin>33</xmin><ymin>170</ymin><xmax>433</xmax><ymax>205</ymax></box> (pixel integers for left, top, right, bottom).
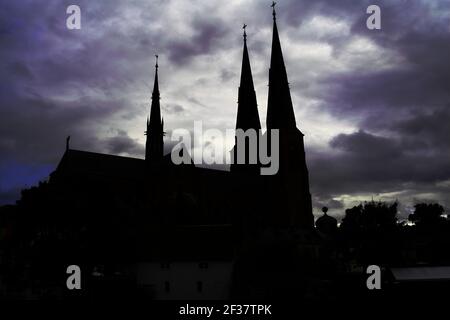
<box><xmin>1</xmin><ymin>4</ymin><xmax>323</xmax><ymax>300</ymax></box>
<box><xmin>316</xmin><ymin>207</ymin><xmax>338</xmax><ymax>236</ymax></box>
<box><xmin>50</xmin><ymin>4</ymin><xmax>314</xmax><ymax>232</ymax></box>
<box><xmin>229</xmin><ymin>7</ymin><xmax>314</xmax><ymax>229</ymax></box>
<box><xmin>2</xmin><ymin>4</ymin><xmax>450</xmax><ymax>304</ymax></box>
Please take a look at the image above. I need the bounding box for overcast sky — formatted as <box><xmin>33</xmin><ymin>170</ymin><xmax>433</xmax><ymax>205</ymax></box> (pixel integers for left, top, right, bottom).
<box><xmin>1</xmin><ymin>0</ymin><xmax>449</xmax><ymax>219</ymax></box>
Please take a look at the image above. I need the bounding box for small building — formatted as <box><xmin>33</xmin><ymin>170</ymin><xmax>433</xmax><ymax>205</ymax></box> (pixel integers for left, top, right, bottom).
<box><xmin>387</xmin><ymin>266</ymin><xmax>450</xmax><ymax>303</ymax></box>
<box><xmin>134</xmin><ymin>225</ymin><xmax>234</xmax><ymax>300</ymax></box>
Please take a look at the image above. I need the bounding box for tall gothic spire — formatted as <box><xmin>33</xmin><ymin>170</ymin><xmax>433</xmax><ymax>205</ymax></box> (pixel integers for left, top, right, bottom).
<box><xmin>231</xmin><ymin>25</ymin><xmax>262</xmax><ymax>174</ymax></box>
<box><xmin>145</xmin><ymin>55</ymin><xmax>164</xmax><ymax>162</ymax></box>
<box><xmin>265</xmin><ymin>3</ymin><xmax>314</xmax><ymax>229</ymax></box>
<box><xmin>235</xmin><ymin>24</ymin><xmax>261</xmax><ymax>131</ymax></box>
<box><xmin>266</xmin><ymin>1</ymin><xmax>297</xmax><ymax>130</ymax></box>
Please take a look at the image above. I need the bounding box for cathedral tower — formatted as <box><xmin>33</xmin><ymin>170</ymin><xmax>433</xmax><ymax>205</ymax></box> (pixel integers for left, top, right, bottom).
<box><xmin>266</xmin><ymin>3</ymin><xmax>314</xmax><ymax>228</ymax></box>
<box><xmin>231</xmin><ymin>25</ymin><xmax>262</xmax><ymax>175</ymax></box>
<box><xmin>145</xmin><ymin>55</ymin><xmax>164</xmax><ymax>163</ymax></box>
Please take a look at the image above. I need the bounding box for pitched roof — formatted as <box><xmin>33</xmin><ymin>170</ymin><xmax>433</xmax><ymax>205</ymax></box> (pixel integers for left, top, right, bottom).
<box><xmin>54</xmin><ymin>149</ymin><xmax>147</xmax><ymax>180</ymax></box>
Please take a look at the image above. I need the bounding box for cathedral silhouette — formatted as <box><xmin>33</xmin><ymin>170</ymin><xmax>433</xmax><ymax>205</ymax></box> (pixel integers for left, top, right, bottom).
<box><xmin>4</xmin><ymin>3</ymin><xmax>450</xmax><ymax>308</ymax></box>
<box><xmin>55</xmin><ymin>4</ymin><xmax>313</xmax><ymax>229</ymax></box>
<box><xmin>16</xmin><ymin>5</ymin><xmax>323</xmax><ymax>300</ymax></box>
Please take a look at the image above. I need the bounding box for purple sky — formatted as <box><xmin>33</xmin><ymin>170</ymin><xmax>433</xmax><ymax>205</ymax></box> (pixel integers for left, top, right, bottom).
<box><xmin>1</xmin><ymin>0</ymin><xmax>449</xmax><ymax>219</ymax></box>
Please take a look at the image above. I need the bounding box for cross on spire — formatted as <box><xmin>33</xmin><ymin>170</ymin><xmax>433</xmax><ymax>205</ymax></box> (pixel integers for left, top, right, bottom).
<box><xmin>271</xmin><ymin>1</ymin><xmax>277</xmax><ymax>20</ymax></box>
<box><xmin>243</xmin><ymin>23</ymin><xmax>247</xmax><ymax>41</ymax></box>
<box><xmin>155</xmin><ymin>54</ymin><xmax>159</xmax><ymax>69</ymax></box>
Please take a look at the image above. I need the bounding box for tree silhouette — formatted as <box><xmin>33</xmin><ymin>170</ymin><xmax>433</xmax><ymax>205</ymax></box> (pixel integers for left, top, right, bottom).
<box><xmin>339</xmin><ymin>201</ymin><xmax>400</xmax><ymax>265</ymax></box>
<box><xmin>408</xmin><ymin>203</ymin><xmax>445</xmax><ymax>226</ymax></box>
<box><xmin>341</xmin><ymin>201</ymin><xmax>398</xmax><ymax>232</ymax></box>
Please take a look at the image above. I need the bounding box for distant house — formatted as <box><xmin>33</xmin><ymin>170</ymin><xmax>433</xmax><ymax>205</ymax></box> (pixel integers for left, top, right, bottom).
<box><xmin>386</xmin><ymin>266</ymin><xmax>450</xmax><ymax>302</ymax></box>
<box><xmin>135</xmin><ymin>225</ymin><xmax>234</xmax><ymax>300</ymax></box>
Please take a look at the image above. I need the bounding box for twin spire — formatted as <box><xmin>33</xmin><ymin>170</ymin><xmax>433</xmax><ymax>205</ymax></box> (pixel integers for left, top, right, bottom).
<box><xmin>235</xmin><ymin>0</ymin><xmax>296</xmax><ymax>134</ymax></box>
<box><xmin>235</xmin><ymin>23</ymin><xmax>261</xmax><ymax>132</ymax></box>
<box><xmin>145</xmin><ymin>54</ymin><xmax>164</xmax><ymax>162</ymax></box>
<box><xmin>267</xmin><ymin>1</ymin><xmax>297</xmax><ymax>130</ymax></box>
<box><xmin>144</xmin><ymin>3</ymin><xmax>312</xmax><ymax>228</ymax></box>
<box><xmin>230</xmin><ymin>23</ymin><xmax>261</xmax><ymax>174</ymax></box>
<box><xmin>145</xmin><ymin>2</ymin><xmax>297</xmax><ymax>160</ymax></box>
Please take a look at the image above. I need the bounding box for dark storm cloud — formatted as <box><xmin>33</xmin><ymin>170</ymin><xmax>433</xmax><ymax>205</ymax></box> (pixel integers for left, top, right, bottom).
<box><xmin>7</xmin><ymin>61</ymin><xmax>34</xmax><ymax>79</ymax></box>
<box><xmin>321</xmin><ymin>0</ymin><xmax>450</xmax><ymax>121</ymax></box>
<box><xmin>105</xmin><ymin>130</ymin><xmax>145</xmax><ymax>155</ymax></box>
<box><xmin>0</xmin><ymin>93</ymin><xmax>118</xmax><ymax>163</ymax></box>
<box><xmin>164</xmin><ymin>17</ymin><xmax>230</xmax><ymax>65</ymax></box>
<box><xmin>308</xmin><ymin>127</ymin><xmax>450</xmax><ymax>212</ymax></box>
<box><xmin>283</xmin><ymin>0</ymin><xmax>450</xmax><ymax>124</ymax></box>
<box><xmin>391</xmin><ymin>106</ymin><xmax>450</xmax><ymax>153</ymax></box>
<box><xmin>330</xmin><ymin>130</ymin><xmax>400</xmax><ymax>158</ymax></box>
<box><xmin>163</xmin><ymin>103</ymin><xmax>185</xmax><ymax>114</ymax></box>
<box><xmin>0</xmin><ymin>0</ymin><xmax>156</xmax><ymax>203</ymax></box>
<box><xmin>219</xmin><ymin>69</ymin><xmax>236</xmax><ymax>83</ymax></box>
<box><xmin>291</xmin><ymin>0</ymin><xmax>450</xmax><ymax>215</ymax></box>
<box><xmin>280</xmin><ymin>0</ymin><xmax>369</xmax><ymax>25</ymax></box>
<box><xmin>329</xmin><ymin>130</ymin><xmax>450</xmax><ymax>185</ymax></box>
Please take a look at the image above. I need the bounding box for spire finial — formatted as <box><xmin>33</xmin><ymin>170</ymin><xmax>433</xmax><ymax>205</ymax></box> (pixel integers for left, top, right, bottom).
<box><xmin>155</xmin><ymin>54</ymin><xmax>159</xmax><ymax>69</ymax></box>
<box><xmin>243</xmin><ymin>23</ymin><xmax>247</xmax><ymax>42</ymax></box>
<box><xmin>271</xmin><ymin>1</ymin><xmax>277</xmax><ymax>20</ymax></box>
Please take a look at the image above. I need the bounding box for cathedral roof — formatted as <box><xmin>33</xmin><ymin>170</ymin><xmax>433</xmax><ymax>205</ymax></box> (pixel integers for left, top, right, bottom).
<box><xmin>53</xmin><ymin>149</ymin><xmax>148</xmax><ymax>181</ymax></box>
<box><xmin>51</xmin><ymin>148</ymin><xmax>230</xmax><ymax>182</ymax></box>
